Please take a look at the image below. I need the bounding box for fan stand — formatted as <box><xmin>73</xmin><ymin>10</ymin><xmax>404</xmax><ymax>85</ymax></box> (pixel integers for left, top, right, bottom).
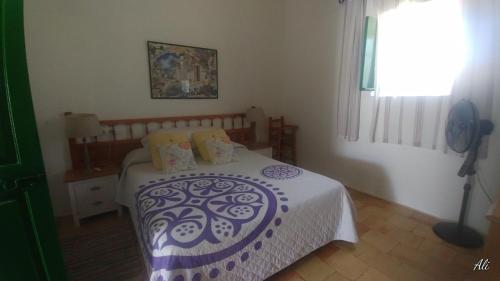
<box><xmin>433</xmin><ymin>175</ymin><xmax>483</xmax><ymax>248</ymax></box>
<box><xmin>433</xmin><ymin>119</ymin><xmax>494</xmax><ymax>249</ymax></box>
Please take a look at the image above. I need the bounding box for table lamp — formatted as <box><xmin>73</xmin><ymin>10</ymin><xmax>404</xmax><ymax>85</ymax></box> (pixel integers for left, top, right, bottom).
<box><xmin>65</xmin><ymin>113</ymin><xmax>102</xmax><ymax>173</ymax></box>
<box><xmin>246</xmin><ymin>106</ymin><xmax>267</xmax><ymax>143</ymax></box>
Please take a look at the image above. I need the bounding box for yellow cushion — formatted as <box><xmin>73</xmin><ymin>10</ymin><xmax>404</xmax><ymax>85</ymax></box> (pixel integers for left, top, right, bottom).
<box><xmin>192</xmin><ymin>129</ymin><xmax>231</xmax><ymax>161</ymax></box>
<box><xmin>147</xmin><ymin>131</ymin><xmax>190</xmax><ymax>170</ymax></box>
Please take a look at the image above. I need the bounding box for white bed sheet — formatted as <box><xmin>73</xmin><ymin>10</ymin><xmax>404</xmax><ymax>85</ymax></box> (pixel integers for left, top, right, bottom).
<box><xmin>118</xmin><ymin>148</ymin><xmax>357</xmax><ymax>281</ymax></box>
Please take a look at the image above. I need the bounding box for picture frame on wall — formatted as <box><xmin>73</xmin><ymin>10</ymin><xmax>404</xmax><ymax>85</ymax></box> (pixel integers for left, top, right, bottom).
<box><xmin>147</xmin><ymin>41</ymin><xmax>218</xmax><ymax>99</ymax></box>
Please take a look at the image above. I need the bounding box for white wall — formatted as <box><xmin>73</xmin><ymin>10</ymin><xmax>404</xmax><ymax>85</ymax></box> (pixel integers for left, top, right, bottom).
<box><xmin>281</xmin><ymin>0</ymin><xmax>500</xmax><ymax>233</ymax></box>
<box><xmin>25</xmin><ymin>0</ymin><xmax>500</xmax><ymax>234</ymax></box>
<box><xmin>24</xmin><ymin>0</ymin><xmax>285</xmax><ymax>216</ymax></box>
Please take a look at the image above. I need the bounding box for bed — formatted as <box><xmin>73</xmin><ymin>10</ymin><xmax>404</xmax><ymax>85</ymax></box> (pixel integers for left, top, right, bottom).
<box><xmin>66</xmin><ymin>113</ymin><xmax>358</xmax><ymax>281</ymax></box>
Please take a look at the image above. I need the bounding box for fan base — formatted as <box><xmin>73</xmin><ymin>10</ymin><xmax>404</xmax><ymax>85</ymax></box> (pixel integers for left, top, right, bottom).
<box><xmin>433</xmin><ymin>222</ymin><xmax>483</xmax><ymax>249</ymax></box>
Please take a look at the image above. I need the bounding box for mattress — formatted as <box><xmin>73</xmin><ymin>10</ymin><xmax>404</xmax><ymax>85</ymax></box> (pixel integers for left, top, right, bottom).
<box><xmin>117</xmin><ymin>147</ymin><xmax>357</xmax><ymax>281</ymax></box>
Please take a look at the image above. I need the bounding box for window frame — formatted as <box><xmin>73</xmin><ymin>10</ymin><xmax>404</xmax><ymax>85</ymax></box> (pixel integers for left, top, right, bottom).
<box><xmin>360</xmin><ymin>16</ymin><xmax>377</xmax><ymax>92</ymax></box>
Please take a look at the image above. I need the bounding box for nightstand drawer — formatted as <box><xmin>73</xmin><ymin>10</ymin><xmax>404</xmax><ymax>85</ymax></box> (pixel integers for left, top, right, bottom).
<box><xmin>72</xmin><ymin>176</ymin><xmax>117</xmax><ymax>218</ymax></box>
<box><xmin>77</xmin><ymin>196</ymin><xmax>115</xmax><ymax>218</ymax></box>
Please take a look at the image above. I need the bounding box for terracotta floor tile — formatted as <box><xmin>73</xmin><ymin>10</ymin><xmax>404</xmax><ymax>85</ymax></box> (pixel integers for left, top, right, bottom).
<box><xmin>452</xmin><ymin>253</ymin><xmax>478</xmax><ymax>270</ymax></box>
<box><xmin>294</xmin><ymin>254</ymin><xmax>334</xmax><ymax>281</ymax></box>
<box><xmin>384</xmin><ymin>242</ymin><xmax>468</xmax><ymax>281</ymax></box>
<box><xmin>383</xmin><ymin>203</ymin><xmax>414</xmax><ymax>217</ymax></box>
<box><xmin>361</xmin><ymin>252</ymin><xmax>404</xmax><ymax>280</ymax></box>
<box><xmin>411</xmin><ymin>212</ymin><xmax>439</xmax><ymax>225</ymax></box>
<box><xmin>268</xmin><ymin>268</ymin><xmax>304</xmax><ymax>281</ymax></box>
<box><xmin>322</xmin><ymin>272</ymin><xmax>350</xmax><ymax>281</ymax></box>
<box><xmin>315</xmin><ymin>242</ymin><xmax>341</xmax><ymax>262</ymax></box>
<box><xmin>422</xmin><ymin>257</ymin><xmax>470</xmax><ymax>281</ymax></box>
<box><xmin>332</xmin><ymin>240</ymin><xmax>381</xmax><ymax>264</ymax></box>
<box><xmin>390</xmin><ymin>244</ymin><xmax>429</xmax><ymax>266</ymax></box>
<box><xmin>268</xmin><ymin>269</ymin><xmax>304</xmax><ymax>281</ymax></box>
<box><xmin>412</xmin><ymin>222</ymin><xmax>443</xmax><ymax>243</ymax></box>
<box><xmin>359</xmin><ymin>215</ymin><xmax>391</xmax><ymax>233</ymax></box>
<box><xmin>441</xmin><ymin>242</ymin><xmax>483</xmax><ymax>257</ymax></box>
<box><xmin>396</xmin><ymin>263</ymin><xmax>435</xmax><ymax>281</ymax></box>
<box><xmin>361</xmin><ymin>230</ymin><xmax>399</xmax><ymax>253</ymax></box>
<box><xmin>357</xmin><ymin>268</ymin><xmax>393</xmax><ymax>281</ymax></box>
<box><xmin>357</xmin><ymin>206</ymin><xmax>392</xmax><ymax>222</ymax></box>
<box><xmin>365</xmin><ymin>252</ymin><xmax>434</xmax><ymax>281</ymax></box>
<box><xmin>360</xmin><ymin>197</ymin><xmax>390</xmax><ymax>208</ymax></box>
<box><xmin>385</xmin><ymin>227</ymin><xmax>424</xmax><ymax>249</ymax></box>
<box><xmin>385</xmin><ymin>214</ymin><xmax>418</xmax><ymax>232</ymax></box>
<box><xmin>356</xmin><ymin>222</ymin><xmax>371</xmax><ymax>235</ymax></box>
<box><xmin>333</xmin><ymin>241</ymin><xmax>356</xmax><ymax>251</ymax></box>
<box><xmin>349</xmin><ymin>243</ymin><xmax>381</xmax><ymax>263</ymax></box>
<box><xmin>326</xmin><ymin>249</ymin><xmax>369</xmax><ymax>280</ymax></box>
<box><xmin>353</xmin><ymin>200</ymin><xmax>368</xmax><ymax>210</ymax></box>
<box><xmin>419</xmin><ymin>239</ymin><xmax>458</xmax><ymax>264</ymax></box>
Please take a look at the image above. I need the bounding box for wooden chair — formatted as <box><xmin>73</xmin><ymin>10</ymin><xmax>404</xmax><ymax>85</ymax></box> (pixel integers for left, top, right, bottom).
<box><xmin>268</xmin><ymin>116</ymin><xmax>284</xmax><ymax>161</ymax></box>
<box><xmin>268</xmin><ymin>116</ymin><xmax>298</xmax><ymax>165</ymax></box>
<box><xmin>282</xmin><ymin>124</ymin><xmax>298</xmax><ymax>165</ymax></box>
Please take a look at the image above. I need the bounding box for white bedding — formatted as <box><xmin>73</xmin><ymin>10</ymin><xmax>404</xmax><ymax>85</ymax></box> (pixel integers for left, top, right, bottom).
<box><xmin>118</xmin><ymin>147</ymin><xmax>357</xmax><ymax>281</ymax></box>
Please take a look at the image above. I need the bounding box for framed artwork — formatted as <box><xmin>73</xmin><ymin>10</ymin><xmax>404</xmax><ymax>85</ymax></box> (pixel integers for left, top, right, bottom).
<box><xmin>147</xmin><ymin>41</ymin><xmax>218</xmax><ymax>99</ymax></box>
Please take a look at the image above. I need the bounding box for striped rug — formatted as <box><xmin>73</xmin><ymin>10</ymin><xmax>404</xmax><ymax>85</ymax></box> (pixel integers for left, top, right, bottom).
<box><xmin>58</xmin><ymin>213</ymin><xmax>145</xmax><ymax>281</ymax></box>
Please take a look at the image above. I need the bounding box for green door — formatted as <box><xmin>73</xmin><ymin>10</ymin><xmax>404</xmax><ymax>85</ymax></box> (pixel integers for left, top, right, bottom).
<box><xmin>0</xmin><ymin>0</ymin><xmax>67</xmax><ymax>280</ymax></box>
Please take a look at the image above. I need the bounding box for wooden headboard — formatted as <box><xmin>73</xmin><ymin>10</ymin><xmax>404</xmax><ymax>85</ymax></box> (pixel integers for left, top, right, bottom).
<box><xmin>67</xmin><ymin>113</ymin><xmax>255</xmax><ymax>170</ymax></box>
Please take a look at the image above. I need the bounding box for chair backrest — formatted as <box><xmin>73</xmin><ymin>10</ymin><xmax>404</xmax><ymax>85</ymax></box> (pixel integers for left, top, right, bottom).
<box><xmin>268</xmin><ymin>116</ymin><xmax>285</xmax><ymax>160</ymax></box>
<box><xmin>269</xmin><ymin>116</ymin><xmax>284</xmax><ymax>127</ymax></box>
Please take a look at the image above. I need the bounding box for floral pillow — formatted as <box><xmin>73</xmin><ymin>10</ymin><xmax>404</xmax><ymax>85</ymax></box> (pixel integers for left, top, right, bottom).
<box><xmin>205</xmin><ymin>138</ymin><xmax>238</xmax><ymax>164</ymax></box>
<box><xmin>157</xmin><ymin>142</ymin><xmax>197</xmax><ymax>174</ymax></box>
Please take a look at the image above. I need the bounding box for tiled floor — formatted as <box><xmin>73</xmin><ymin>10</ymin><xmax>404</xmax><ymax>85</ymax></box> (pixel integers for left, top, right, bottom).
<box><xmin>58</xmin><ymin>188</ymin><xmax>488</xmax><ymax>281</ymax></box>
<box><xmin>267</xmin><ymin>189</ymin><xmax>485</xmax><ymax>281</ymax></box>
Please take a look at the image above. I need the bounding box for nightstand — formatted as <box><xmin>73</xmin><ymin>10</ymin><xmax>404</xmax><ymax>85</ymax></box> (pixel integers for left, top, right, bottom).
<box><xmin>64</xmin><ymin>164</ymin><xmax>122</xmax><ymax>227</ymax></box>
<box><xmin>247</xmin><ymin>142</ymin><xmax>273</xmax><ymax>158</ymax></box>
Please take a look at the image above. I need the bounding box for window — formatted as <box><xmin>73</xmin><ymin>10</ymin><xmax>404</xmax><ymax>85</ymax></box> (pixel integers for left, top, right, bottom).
<box><xmin>360</xmin><ymin>17</ymin><xmax>377</xmax><ymax>91</ymax></box>
<box><xmin>361</xmin><ymin>0</ymin><xmax>466</xmax><ymax>97</ymax></box>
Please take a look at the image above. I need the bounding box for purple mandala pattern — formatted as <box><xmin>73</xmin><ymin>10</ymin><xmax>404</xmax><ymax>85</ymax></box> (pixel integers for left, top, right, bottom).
<box><xmin>261</xmin><ymin>165</ymin><xmax>303</xmax><ymax>180</ymax></box>
<box><xmin>135</xmin><ymin>173</ymin><xmax>287</xmax><ymax>277</ymax></box>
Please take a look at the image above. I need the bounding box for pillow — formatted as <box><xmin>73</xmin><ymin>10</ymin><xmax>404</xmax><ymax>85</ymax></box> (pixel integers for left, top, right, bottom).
<box><xmin>205</xmin><ymin>139</ymin><xmax>238</xmax><ymax>164</ymax></box>
<box><xmin>147</xmin><ymin>131</ymin><xmax>190</xmax><ymax>170</ymax></box>
<box><xmin>232</xmin><ymin>142</ymin><xmax>246</xmax><ymax>149</ymax></box>
<box><xmin>158</xmin><ymin>142</ymin><xmax>197</xmax><ymax>174</ymax></box>
<box><xmin>192</xmin><ymin>129</ymin><xmax>231</xmax><ymax>161</ymax></box>
<box><xmin>121</xmin><ymin>148</ymin><xmax>152</xmax><ymax>169</ymax></box>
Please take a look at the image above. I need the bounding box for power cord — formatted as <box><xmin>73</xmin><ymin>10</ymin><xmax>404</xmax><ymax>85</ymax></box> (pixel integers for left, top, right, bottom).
<box><xmin>476</xmin><ymin>169</ymin><xmax>494</xmax><ymax>204</ymax></box>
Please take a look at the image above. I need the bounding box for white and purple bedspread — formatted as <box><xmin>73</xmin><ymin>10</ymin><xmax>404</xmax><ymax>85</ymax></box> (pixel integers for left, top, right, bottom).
<box><xmin>117</xmin><ymin>148</ymin><xmax>357</xmax><ymax>281</ymax></box>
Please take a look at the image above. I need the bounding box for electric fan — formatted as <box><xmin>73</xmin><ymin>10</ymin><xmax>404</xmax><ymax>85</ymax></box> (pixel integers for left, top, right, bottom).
<box><xmin>433</xmin><ymin>99</ymin><xmax>494</xmax><ymax>248</ymax></box>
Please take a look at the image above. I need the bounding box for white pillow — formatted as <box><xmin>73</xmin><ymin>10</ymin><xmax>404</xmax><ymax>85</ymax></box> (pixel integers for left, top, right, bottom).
<box><xmin>158</xmin><ymin>143</ymin><xmax>198</xmax><ymax>174</ymax></box>
<box><xmin>121</xmin><ymin>148</ymin><xmax>152</xmax><ymax>169</ymax></box>
<box><xmin>232</xmin><ymin>142</ymin><xmax>246</xmax><ymax>149</ymax></box>
<box><xmin>205</xmin><ymin>139</ymin><xmax>238</xmax><ymax>164</ymax></box>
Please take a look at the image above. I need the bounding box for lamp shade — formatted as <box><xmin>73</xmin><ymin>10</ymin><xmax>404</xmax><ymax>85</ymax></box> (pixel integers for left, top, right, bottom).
<box><xmin>246</xmin><ymin>106</ymin><xmax>265</xmax><ymax>122</ymax></box>
<box><xmin>65</xmin><ymin>113</ymin><xmax>102</xmax><ymax>138</ymax></box>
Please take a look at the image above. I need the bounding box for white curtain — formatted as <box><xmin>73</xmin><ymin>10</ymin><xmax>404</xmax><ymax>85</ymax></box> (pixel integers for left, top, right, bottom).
<box><xmin>336</xmin><ymin>0</ymin><xmax>366</xmax><ymax>141</ymax></box>
<box><xmin>367</xmin><ymin>0</ymin><xmax>498</xmax><ymax>154</ymax></box>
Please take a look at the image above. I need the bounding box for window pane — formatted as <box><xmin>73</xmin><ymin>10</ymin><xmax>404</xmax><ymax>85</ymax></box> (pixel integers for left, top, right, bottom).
<box><xmin>360</xmin><ymin>16</ymin><xmax>377</xmax><ymax>91</ymax></box>
<box><xmin>376</xmin><ymin>0</ymin><xmax>465</xmax><ymax>97</ymax></box>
